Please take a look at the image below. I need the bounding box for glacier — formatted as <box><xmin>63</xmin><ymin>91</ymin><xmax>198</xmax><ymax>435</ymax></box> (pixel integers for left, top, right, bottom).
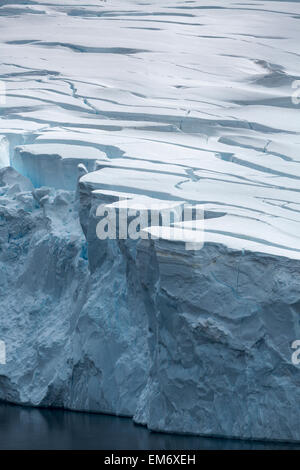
<box><xmin>1</xmin><ymin>0</ymin><xmax>300</xmax><ymax>442</ymax></box>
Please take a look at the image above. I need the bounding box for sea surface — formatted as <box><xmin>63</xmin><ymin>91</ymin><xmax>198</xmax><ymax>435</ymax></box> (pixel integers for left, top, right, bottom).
<box><xmin>0</xmin><ymin>403</ymin><xmax>300</xmax><ymax>450</ymax></box>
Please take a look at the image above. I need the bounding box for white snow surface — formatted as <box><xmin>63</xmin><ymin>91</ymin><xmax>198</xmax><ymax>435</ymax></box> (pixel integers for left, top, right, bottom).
<box><xmin>1</xmin><ymin>0</ymin><xmax>300</xmax><ymax>441</ymax></box>
<box><xmin>0</xmin><ymin>0</ymin><xmax>300</xmax><ymax>257</ymax></box>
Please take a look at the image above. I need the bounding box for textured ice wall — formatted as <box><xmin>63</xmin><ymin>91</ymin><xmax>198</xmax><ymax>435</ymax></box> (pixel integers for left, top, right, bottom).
<box><xmin>135</xmin><ymin>238</ymin><xmax>300</xmax><ymax>441</ymax></box>
<box><xmin>2</xmin><ymin>168</ymin><xmax>300</xmax><ymax>441</ymax></box>
<box><xmin>0</xmin><ymin>168</ymin><xmax>148</xmax><ymax>415</ymax></box>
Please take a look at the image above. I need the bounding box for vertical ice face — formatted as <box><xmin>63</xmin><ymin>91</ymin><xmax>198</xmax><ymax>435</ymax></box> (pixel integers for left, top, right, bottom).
<box><xmin>0</xmin><ymin>168</ymin><xmax>150</xmax><ymax>416</ymax></box>
<box><xmin>11</xmin><ymin>145</ymin><xmax>106</xmax><ymax>190</ymax></box>
<box><xmin>134</xmin><ymin>239</ymin><xmax>300</xmax><ymax>441</ymax></box>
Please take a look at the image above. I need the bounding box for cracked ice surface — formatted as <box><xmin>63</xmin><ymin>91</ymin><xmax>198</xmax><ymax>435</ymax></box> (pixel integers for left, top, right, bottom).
<box><xmin>1</xmin><ymin>0</ymin><xmax>300</xmax><ymax>441</ymax></box>
<box><xmin>1</xmin><ymin>0</ymin><xmax>300</xmax><ymax>257</ymax></box>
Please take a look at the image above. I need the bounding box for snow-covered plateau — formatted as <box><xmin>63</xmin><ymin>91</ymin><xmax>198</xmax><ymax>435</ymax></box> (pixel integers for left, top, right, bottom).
<box><xmin>1</xmin><ymin>0</ymin><xmax>300</xmax><ymax>442</ymax></box>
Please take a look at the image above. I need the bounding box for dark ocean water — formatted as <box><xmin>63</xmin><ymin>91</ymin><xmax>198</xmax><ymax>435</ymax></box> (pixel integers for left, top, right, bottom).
<box><xmin>0</xmin><ymin>403</ymin><xmax>300</xmax><ymax>450</ymax></box>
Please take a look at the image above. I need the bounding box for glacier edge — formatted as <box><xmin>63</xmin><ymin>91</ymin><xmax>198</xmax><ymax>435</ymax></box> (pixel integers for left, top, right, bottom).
<box><xmin>1</xmin><ymin>165</ymin><xmax>300</xmax><ymax>441</ymax></box>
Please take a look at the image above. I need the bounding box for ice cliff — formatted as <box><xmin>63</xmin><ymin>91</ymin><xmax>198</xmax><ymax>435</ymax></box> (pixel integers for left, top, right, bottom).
<box><xmin>2</xmin><ymin>166</ymin><xmax>300</xmax><ymax>442</ymax></box>
<box><xmin>0</xmin><ymin>167</ymin><xmax>149</xmax><ymax>415</ymax></box>
<box><xmin>1</xmin><ymin>0</ymin><xmax>300</xmax><ymax>442</ymax></box>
